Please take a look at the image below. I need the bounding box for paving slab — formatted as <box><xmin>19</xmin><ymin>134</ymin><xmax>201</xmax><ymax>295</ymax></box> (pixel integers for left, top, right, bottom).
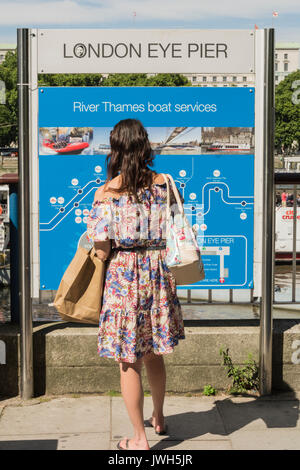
<box><xmin>230</xmin><ymin>429</ymin><xmax>300</xmax><ymax>450</ymax></box>
<box><xmin>215</xmin><ymin>397</ymin><xmax>300</xmax><ymax>433</ymax></box>
<box><xmin>111</xmin><ymin>396</ymin><xmax>154</xmax><ymax>441</ymax></box>
<box><xmin>0</xmin><ymin>396</ymin><xmax>110</xmax><ymax>435</ymax></box>
<box><xmin>159</xmin><ymin>397</ymin><xmax>228</xmax><ymax>441</ymax></box>
<box><xmin>0</xmin><ymin>433</ymin><xmax>110</xmax><ymax>450</ymax></box>
<box><xmin>112</xmin><ymin>396</ymin><xmax>228</xmax><ymax>441</ymax></box>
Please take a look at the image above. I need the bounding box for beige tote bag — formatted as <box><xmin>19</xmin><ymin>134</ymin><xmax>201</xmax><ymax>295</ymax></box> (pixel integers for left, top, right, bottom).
<box><xmin>53</xmin><ymin>245</ymin><xmax>106</xmax><ymax>325</ymax></box>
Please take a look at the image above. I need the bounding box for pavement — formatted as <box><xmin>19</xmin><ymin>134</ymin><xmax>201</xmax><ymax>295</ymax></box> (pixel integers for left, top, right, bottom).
<box><xmin>0</xmin><ymin>392</ymin><xmax>300</xmax><ymax>450</ymax></box>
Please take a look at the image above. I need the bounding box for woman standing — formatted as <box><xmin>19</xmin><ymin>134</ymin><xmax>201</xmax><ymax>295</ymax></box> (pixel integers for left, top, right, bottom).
<box><xmin>86</xmin><ymin>119</ymin><xmax>185</xmax><ymax>450</ymax></box>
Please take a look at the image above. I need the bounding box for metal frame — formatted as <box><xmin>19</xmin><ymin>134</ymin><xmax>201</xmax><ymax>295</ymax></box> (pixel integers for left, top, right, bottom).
<box><xmin>259</xmin><ymin>28</ymin><xmax>275</xmax><ymax>395</ymax></box>
<box><xmin>29</xmin><ymin>29</ymin><xmax>40</xmax><ymax>301</ymax></box>
<box><xmin>18</xmin><ymin>27</ymin><xmax>275</xmax><ymax>398</ymax></box>
<box><xmin>17</xmin><ymin>29</ymin><xmax>34</xmax><ymax>399</ymax></box>
<box><xmin>292</xmin><ymin>184</ymin><xmax>298</xmax><ymax>302</ymax></box>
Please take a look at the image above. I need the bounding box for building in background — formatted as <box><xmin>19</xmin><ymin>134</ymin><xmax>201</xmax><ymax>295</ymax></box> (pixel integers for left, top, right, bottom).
<box><xmin>275</xmin><ymin>42</ymin><xmax>300</xmax><ymax>85</ymax></box>
<box><xmin>0</xmin><ymin>44</ymin><xmax>16</xmax><ymax>64</ymax></box>
<box><xmin>183</xmin><ymin>42</ymin><xmax>300</xmax><ymax>87</ymax></box>
<box><xmin>183</xmin><ymin>72</ymin><xmax>255</xmax><ymax>87</ymax></box>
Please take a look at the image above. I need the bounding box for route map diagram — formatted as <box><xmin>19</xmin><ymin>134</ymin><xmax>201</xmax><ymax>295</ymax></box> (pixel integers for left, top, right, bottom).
<box><xmin>38</xmin><ymin>86</ymin><xmax>255</xmax><ymax>290</ymax></box>
<box><xmin>39</xmin><ymin>153</ymin><xmax>254</xmax><ymax>290</ymax></box>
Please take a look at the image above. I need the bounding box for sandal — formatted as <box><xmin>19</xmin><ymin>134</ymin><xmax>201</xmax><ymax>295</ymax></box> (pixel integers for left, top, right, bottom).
<box><xmin>144</xmin><ymin>418</ymin><xmax>168</xmax><ymax>435</ymax></box>
<box><xmin>117</xmin><ymin>438</ymin><xmax>129</xmax><ymax>450</ymax></box>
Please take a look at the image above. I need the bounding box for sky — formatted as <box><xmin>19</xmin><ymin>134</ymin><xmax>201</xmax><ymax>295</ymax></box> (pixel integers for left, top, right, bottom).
<box><xmin>0</xmin><ymin>0</ymin><xmax>299</xmax><ymax>45</ymax></box>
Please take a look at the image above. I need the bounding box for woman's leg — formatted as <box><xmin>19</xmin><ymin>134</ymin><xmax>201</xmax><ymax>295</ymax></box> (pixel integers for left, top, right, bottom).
<box><xmin>119</xmin><ymin>359</ymin><xmax>150</xmax><ymax>450</ymax></box>
<box><xmin>143</xmin><ymin>352</ymin><xmax>166</xmax><ymax>432</ymax></box>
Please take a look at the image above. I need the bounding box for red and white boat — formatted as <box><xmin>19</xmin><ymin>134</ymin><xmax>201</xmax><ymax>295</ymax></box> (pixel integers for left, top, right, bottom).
<box><xmin>42</xmin><ymin>139</ymin><xmax>89</xmax><ymax>155</ymax></box>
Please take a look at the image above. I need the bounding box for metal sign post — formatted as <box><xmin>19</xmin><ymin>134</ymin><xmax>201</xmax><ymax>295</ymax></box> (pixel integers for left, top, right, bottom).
<box><xmin>17</xmin><ymin>28</ymin><xmax>34</xmax><ymax>399</ymax></box>
<box><xmin>259</xmin><ymin>28</ymin><xmax>275</xmax><ymax>395</ymax></box>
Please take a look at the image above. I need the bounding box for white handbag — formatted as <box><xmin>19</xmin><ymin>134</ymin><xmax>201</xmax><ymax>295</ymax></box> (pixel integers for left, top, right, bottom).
<box><xmin>162</xmin><ymin>173</ymin><xmax>205</xmax><ymax>285</ymax></box>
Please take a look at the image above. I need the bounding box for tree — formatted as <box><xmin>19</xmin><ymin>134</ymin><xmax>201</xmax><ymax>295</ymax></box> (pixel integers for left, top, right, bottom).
<box><xmin>146</xmin><ymin>73</ymin><xmax>190</xmax><ymax>87</ymax></box>
<box><xmin>39</xmin><ymin>73</ymin><xmax>103</xmax><ymax>87</ymax></box>
<box><xmin>275</xmin><ymin>70</ymin><xmax>300</xmax><ymax>153</ymax></box>
<box><xmin>0</xmin><ymin>50</ymin><xmax>18</xmax><ymax>146</ymax></box>
<box><xmin>100</xmin><ymin>73</ymin><xmax>149</xmax><ymax>86</ymax></box>
<box><xmin>101</xmin><ymin>73</ymin><xmax>190</xmax><ymax>87</ymax></box>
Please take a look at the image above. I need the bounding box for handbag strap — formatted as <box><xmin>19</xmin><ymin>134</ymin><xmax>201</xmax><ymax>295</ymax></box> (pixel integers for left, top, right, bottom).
<box><xmin>162</xmin><ymin>173</ymin><xmax>184</xmax><ymax>215</ymax></box>
<box><xmin>162</xmin><ymin>174</ymin><xmax>199</xmax><ymax>246</ymax></box>
<box><xmin>162</xmin><ymin>173</ymin><xmax>185</xmax><ymax>238</ymax></box>
<box><xmin>162</xmin><ymin>173</ymin><xmax>170</xmax><ymax>210</ymax></box>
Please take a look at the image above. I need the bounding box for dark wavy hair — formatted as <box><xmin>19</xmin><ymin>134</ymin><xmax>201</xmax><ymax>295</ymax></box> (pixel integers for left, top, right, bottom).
<box><xmin>104</xmin><ymin>119</ymin><xmax>156</xmax><ymax>202</ymax></box>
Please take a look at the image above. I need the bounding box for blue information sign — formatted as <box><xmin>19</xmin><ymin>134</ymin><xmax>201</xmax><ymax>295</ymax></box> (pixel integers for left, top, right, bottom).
<box><xmin>38</xmin><ymin>86</ymin><xmax>255</xmax><ymax>290</ymax></box>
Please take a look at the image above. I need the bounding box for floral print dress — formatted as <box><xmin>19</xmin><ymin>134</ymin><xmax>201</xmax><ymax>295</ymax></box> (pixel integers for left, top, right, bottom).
<box><xmin>86</xmin><ymin>182</ymin><xmax>185</xmax><ymax>363</ymax></box>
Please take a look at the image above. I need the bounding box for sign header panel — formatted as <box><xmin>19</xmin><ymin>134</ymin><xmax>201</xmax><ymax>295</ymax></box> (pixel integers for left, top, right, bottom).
<box><xmin>37</xmin><ymin>29</ymin><xmax>255</xmax><ymax>74</ymax></box>
<box><xmin>38</xmin><ymin>86</ymin><xmax>255</xmax><ymax>127</ymax></box>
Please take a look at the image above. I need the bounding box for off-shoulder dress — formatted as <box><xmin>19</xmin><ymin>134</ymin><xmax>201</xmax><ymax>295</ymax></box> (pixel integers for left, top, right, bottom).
<box><xmin>86</xmin><ymin>181</ymin><xmax>185</xmax><ymax>363</ymax></box>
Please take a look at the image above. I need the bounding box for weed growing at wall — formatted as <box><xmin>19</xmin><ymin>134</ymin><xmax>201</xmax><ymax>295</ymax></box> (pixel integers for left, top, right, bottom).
<box><xmin>220</xmin><ymin>347</ymin><xmax>259</xmax><ymax>395</ymax></box>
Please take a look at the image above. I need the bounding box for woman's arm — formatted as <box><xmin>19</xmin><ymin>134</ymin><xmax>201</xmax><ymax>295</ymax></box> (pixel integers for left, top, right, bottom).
<box><xmin>91</xmin><ymin>185</ymin><xmax>111</xmax><ymax>261</ymax></box>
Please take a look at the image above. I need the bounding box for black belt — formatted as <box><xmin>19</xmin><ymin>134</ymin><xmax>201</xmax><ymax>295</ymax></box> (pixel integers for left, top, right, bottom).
<box><xmin>112</xmin><ymin>245</ymin><xmax>166</xmax><ymax>252</ymax></box>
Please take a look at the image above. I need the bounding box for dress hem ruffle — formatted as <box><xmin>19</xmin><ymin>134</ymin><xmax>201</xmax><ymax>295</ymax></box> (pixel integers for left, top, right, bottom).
<box><xmin>97</xmin><ymin>334</ymin><xmax>185</xmax><ymax>363</ymax></box>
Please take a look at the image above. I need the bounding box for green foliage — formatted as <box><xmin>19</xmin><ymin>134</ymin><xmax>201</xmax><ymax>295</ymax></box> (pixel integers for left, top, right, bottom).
<box><xmin>0</xmin><ymin>50</ymin><xmax>18</xmax><ymax>146</ymax></box>
<box><xmin>275</xmin><ymin>70</ymin><xmax>300</xmax><ymax>152</ymax></box>
<box><xmin>38</xmin><ymin>72</ymin><xmax>190</xmax><ymax>88</ymax></box>
<box><xmin>38</xmin><ymin>73</ymin><xmax>103</xmax><ymax>87</ymax></box>
<box><xmin>203</xmin><ymin>385</ymin><xmax>216</xmax><ymax>396</ymax></box>
<box><xmin>220</xmin><ymin>347</ymin><xmax>259</xmax><ymax>395</ymax></box>
<box><xmin>147</xmin><ymin>73</ymin><xmax>190</xmax><ymax>87</ymax></box>
<box><xmin>100</xmin><ymin>73</ymin><xmax>148</xmax><ymax>87</ymax></box>
<box><xmin>101</xmin><ymin>73</ymin><xmax>190</xmax><ymax>87</ymax></box>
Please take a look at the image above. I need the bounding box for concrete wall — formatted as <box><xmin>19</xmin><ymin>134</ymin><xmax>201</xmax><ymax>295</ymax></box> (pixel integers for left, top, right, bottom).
<box><xmin>1</xmin><ymin>320</ymin><xmax>300</xmax><ymax>397</ymax></box>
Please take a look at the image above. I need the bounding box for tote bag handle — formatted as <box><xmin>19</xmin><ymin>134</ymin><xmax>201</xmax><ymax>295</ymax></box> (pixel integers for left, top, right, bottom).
<box><xmin>162</xmin><ymin>173</ymin><xmax>184</xmax><ymax>218</ymax></box>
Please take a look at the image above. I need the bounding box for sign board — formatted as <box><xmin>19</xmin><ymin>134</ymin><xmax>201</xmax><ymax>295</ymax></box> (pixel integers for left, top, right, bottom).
<box><xmin>37</xmin><ymin>29</ymin><xmax>255</xmax><ymax>74</ymax></box>
<box><xmin>38</xmin><ymin>86</ymin><xmax>255</xmax><ymax>290</ymax></box>
<box><xmin>19</xmin><ymin>27</ymin><xmax>275</xmax><ymax>398</ymax></box>
<box><xmin>25</xmin><ymin>27</ymin><xmax>267</xmax><ymax>299</ymax></box>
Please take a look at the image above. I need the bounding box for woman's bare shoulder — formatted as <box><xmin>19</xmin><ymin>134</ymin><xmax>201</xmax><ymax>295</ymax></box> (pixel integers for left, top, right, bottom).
<box><xmin>93</xmin><ymin>176</ymin><xmax>122</xmax><ymax>201</ymax></box>
<box><xmin>93</xmin><ymin>185</ymin><xmax>107</xmax><ymax>202</ymax></box>
<box><xmin>152</xmin><ymin>173</ymin><xmax>166</xmax><ymax>185</ymax></box>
